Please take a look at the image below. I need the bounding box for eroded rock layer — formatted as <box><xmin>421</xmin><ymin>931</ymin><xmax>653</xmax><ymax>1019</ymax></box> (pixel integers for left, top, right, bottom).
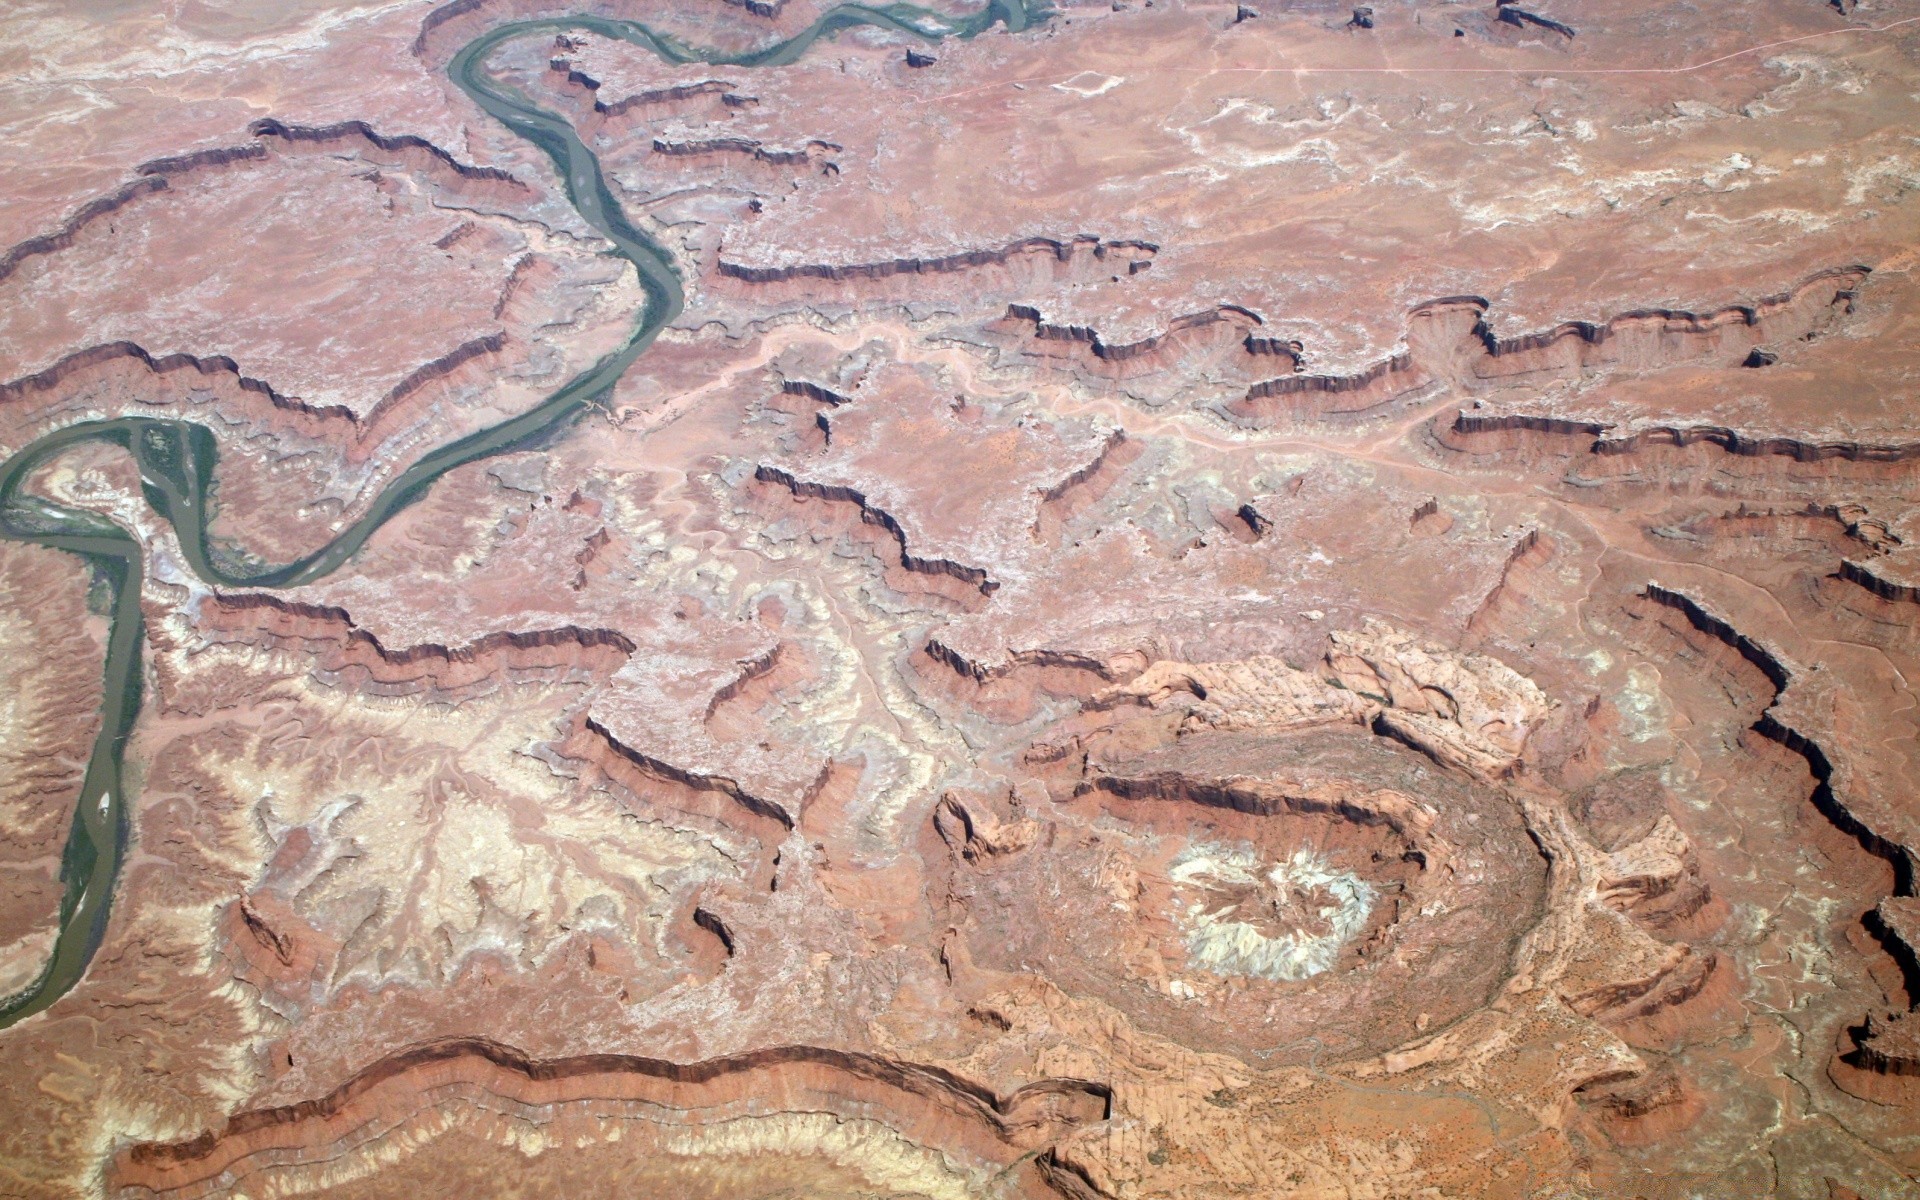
<box><xmin>2</xmin><ymin>0</ymin><xmax>1919</xmax><ymax>1197</ymax></box>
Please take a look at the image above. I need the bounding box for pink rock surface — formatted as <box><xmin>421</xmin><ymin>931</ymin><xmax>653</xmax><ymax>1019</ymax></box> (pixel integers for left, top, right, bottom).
<box><xmin>2</xmin><ymin>1</ymin><xmax>1920</xmax><ymax>1198</ymax></box>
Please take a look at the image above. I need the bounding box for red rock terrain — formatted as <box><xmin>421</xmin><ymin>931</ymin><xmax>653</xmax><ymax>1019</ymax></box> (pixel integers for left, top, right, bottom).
<box><xmin>3</xmin><ymin>0</ymin><xmax>1920</xmax><ymax>1197</ymax></box>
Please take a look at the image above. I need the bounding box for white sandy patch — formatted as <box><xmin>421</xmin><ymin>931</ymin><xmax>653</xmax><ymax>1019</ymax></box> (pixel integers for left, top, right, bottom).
<box><xmin>1169</xmin><ymin>843</ymin><xmax>1374</xmax><ymax>981</ymax></box>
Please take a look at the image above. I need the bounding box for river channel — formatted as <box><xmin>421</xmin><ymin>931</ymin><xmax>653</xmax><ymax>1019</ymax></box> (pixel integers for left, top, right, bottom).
<box><xmin>0</xmin><ymin>0</ymin><xmax>1043</xmax><ymax>1029</ymax></box>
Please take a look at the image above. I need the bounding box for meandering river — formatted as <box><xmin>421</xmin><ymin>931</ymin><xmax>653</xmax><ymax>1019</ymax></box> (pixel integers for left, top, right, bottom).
<box><xmin>0</xmin><ymin>0</ymin><xmax>1043</xmax><ymax>1029</ymax></box>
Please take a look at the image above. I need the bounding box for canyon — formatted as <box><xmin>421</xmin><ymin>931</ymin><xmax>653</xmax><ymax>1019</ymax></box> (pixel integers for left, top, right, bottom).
<box><xmin>2</xmin><ymin>0</ymin><xmax>1919</xmax><ymax>1196</ymax></box>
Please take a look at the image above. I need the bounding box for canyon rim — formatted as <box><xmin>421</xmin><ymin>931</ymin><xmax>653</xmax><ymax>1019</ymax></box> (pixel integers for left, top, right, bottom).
<box><xmin>3</xmin><ymin>0</ymin><xmax>1920</xmax><ymax>1196</ymax></box>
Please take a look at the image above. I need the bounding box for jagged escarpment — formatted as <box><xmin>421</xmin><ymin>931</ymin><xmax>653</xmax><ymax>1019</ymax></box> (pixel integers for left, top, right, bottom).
<box><xmin>109</xmin><ymin>1037</ymin><xmax>1105</xmax><ymax>1199</ymax></box>
<box><xmin>1465</xmin><ymin>267</ymin><xmax>1866</xmax><ymax>381</ymax></box>
<box><xmin>1594</xmin><ymin>425</ymin><xmax>1920</xmax><ymax>464</ymax></box>
<box><xmin>913</xmin><ymin>639</ymin><xmax>1117</xmax><ymax>724</ymax></box>
<box><xmin>1039</xmin><ymin>430</ymin><xmax>1133</xmax><ymax>504</ymax></box>
<box><xmin>0</xmin><ymin>151</ymin><xmax>260</xmax><ymax>288</ymax></box>
<box><xmin>715</xmin><ymin>235</ymin><xmax>1156</xmax><ymax>293</ymax></box>
<box><xmin>0</xmin><ymin>331</ymin><xmax>512</xmax><ymax>463</ymax></box>
<box><xmin>490</xmin><ymin>250</ymin><xmax>546</xmax><ymax>319</ymax></box>
<box><xmin>1221</xmin><ymin>270</ymin><xmax>1869</xmax><ymax>427</ymax></box>
<box><xmin>1231</xmin><ymin>349</ymin><xmax>1427</xmax><ymax>422</ymax></box>
<box><xmin>703</xmin><ymin>643</ymin><xmax>786</xmax><ymax>724</ymax></box>
<box><xmin>1035</xmin><ymin>428</ymin><xmax>1138</xmax><ymax>536</ymax></box>
<box><xmin>1497</xmin><ymin>4</ymin><xmax>1577</xmax><ymax>37</ymax></box>
<box><xmin>247</xmin><ymin>118</ymin><xmax>528</xmax><ymax>193</ymax></box>
<box><xmin>764</xmin><ymin>378</ymin><xmax>851</xmax><ymax>452</ymax></box>
<box><xmin>701</xmin><ymin>641</ymin><xmax>817</xmax><ymax>743</ymax></box>
<box><xmin>751</xmin><ymin>464</ymin><xmax>999</xmax><ymax>604</ymax></box>
<box><xmin>1076</xmin><ymin>771</ymin><xmax>1435</xmax><ymax>854</ymax></box>
<box><xmin>779</xmin><ymin>378</ymin><xmax>853</xmax><ymax>409</ymax></box>
<box><xmin>1219</xmin><ymin>296</ymin><xmax>1482</xmax><ymax>424</ymax></box>
<box><xmin>0</xmin><ymin>176</ymin><xmax>169</xmax><ymax>288</ymax></box>
<box><xmin>1634</xmin><ymin>584</ymin><xmax>1919</xmax><ymax>1084</ymax></box>
<box><xmin>1875</xmin><ymin>897</ymin><xmax>1920</xmax><ymax>989</ymax></box>
<box><xmin>186</xmin><ymin>592</ymin><xmax>635</xmax><ymax>701</ymax></box>
<box><xmin>599</xmin><ymin>76</ymin><xmax>739</xmax><ymax>118</ymax></box>
<box><xmin>652</xmin><ymin>135</ymin><xmax>839</xmax><ymax>170</ymax></box>
<box><xmin>412</xmin><ymin>0</ymin><xmax>489</xmax><ymax>58</ymax></box>
<box><xmin>1446</xmin><ymin>413</ymin><xmax>1611</xmax><ymax>441</ymax></box>
<box><xmin>920</xmin><ymin>640</ymin><xmax>1116</xmax><ymax>686</ymax></box>
<box><xmin>1</xmin><ymin>117</ymin><xmax>532</xmax><ymax>291</ymax></box>
<box><xmin>1467</xmin><ymin>528</ymin><xmax>1551</xmax><ymax>642</ymax></box>
<box><xmin>567</xmin><ymin>714</ymin><xmax>796</xmax><ymax>839</ymax></box>
<box><xmin>126</xmin><ymin>144</ymin><xmax>269</xmax><ymax>177</ymax></box>
<box><xmin>1440</xmin><ymin>411</ymin><xmax>1920</xmax><ymax>488</ymax></box>
<box><xmin>1845</xmin><ymin>1009</ymin><xmax>1920</xmax><ymax>1084</ymax></box>
<box><xmin>0</xmin><ymin>339</ymin><xmax>338</xmax><ymax>421</ymax></box>
<box><xmin>1839</xmin><ymin>557</ymin><xmax>1920</xmax><ymax>604</ymax></box>
<box><xmin>1647</xmin><ymin>504</ymin><xmax>1891</xmax><ymax>582</ymax></box>
<box><xmin>0</xmin><ymin>115</ymin><xmax>561</xmax><ymax>465</ymax></box>
<box><xmin>544</xmin><ymin>51</ymin><xmax>750</xmax><ymax>125</ymax></box>
<box><xmin>1223</xmin><ymin>296</ymin><xmax>1472</xmax><ymax>425</ymax></box>
<box><xmin>995</xmin><ymin>301</ymin><xmax>1278</xmax><ymax>380</ymax></box>
<box><xmin>372</xmin><ymin>331</ymin><xmax>510</xmax><ymax>414</ymax></box>
<box><xmin>0</xmin><ymin>217</ymin><xmax>560</xmax><ymax>461</ymax></box>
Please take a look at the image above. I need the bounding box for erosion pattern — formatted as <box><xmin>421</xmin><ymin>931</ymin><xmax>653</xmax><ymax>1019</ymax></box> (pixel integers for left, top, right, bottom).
<box><xmin>1</xmin><ymin>0</ymin><xmax>1918</xmax><ymax>1196</ymax></box>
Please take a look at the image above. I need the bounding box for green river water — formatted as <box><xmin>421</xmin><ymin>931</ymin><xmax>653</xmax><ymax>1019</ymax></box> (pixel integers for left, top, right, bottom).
<box><xmin>0</xmin><ymin>0</ymin><xmax>1044</xmax><ymax>1030</ymax></box>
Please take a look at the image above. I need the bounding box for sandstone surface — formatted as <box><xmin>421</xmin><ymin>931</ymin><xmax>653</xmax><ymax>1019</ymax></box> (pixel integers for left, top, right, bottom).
<box><xmin>3</xmin><ymin>0</ymin><xmax>1920</xmax><ymax>1197</ymax></box>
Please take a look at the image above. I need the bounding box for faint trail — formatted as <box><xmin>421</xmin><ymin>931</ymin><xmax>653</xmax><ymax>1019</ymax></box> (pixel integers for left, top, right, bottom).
<box><xmin>922</xmin><ymin>13</ymin><xmax>1920</xmax><ymax>105</ymax></box>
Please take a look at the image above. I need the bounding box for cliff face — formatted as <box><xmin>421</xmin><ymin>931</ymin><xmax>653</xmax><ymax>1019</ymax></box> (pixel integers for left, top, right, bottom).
<box><xmin>4</xmin><ymin>1</ymin><xmax>1920</xmax><ymax>1198</ymax></box>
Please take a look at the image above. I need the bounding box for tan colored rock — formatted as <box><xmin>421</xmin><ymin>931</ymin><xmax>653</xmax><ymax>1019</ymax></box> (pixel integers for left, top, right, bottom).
<box><xmin>3</xmin><ymin>0</ymin><xmax>1920</xmax><ymax>1197</ymax></box>
<box><xmin>1099</xmin><ymin>618</ymin><xmax>1550</xmax><ymax>778</ymax></box>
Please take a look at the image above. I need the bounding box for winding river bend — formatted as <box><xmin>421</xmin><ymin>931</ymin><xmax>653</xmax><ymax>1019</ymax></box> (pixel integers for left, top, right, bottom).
<box><xmin>0</xmin><ymin>0</ymin><xmax>1044</xmax><ymax>1030</ymax></box>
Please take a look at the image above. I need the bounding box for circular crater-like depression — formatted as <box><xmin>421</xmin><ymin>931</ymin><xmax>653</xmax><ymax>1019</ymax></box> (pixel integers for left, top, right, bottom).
<box><xmin>955</xmin><ymin>727</ymin><xmax>1548</xmax><ymax>1063</ymax></box>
